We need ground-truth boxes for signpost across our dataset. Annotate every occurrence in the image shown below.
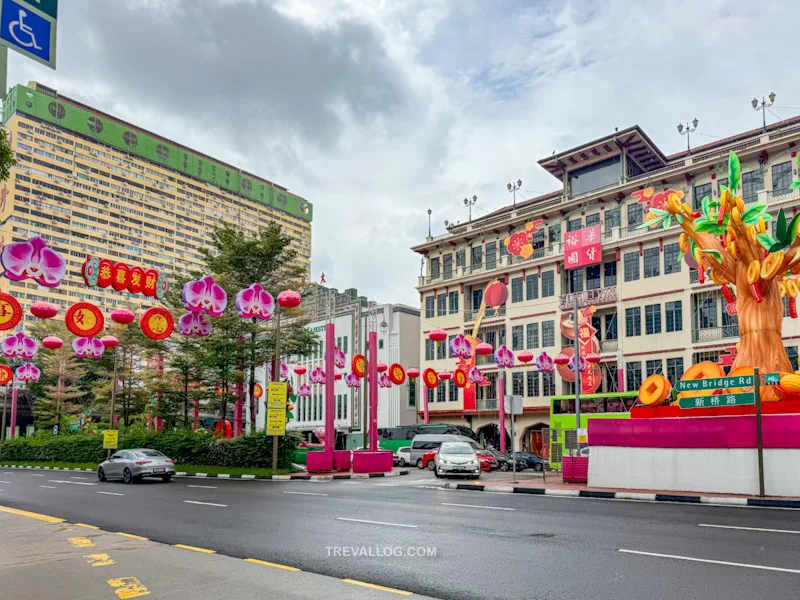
[504,394,523,483]
[102,429,118,450]
[0,0,57,100]
[677,392,754,409]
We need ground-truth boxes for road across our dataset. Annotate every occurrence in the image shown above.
[1,467,799,599]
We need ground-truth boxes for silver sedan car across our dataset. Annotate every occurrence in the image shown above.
[98,448,176,483]
[434,441,480,478]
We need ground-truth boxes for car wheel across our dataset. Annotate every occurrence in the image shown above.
[398,458,406,467]
[123,468,133,484]
[427,460,435,471]
[161,475,172,483]
[534,463,543,472]
[500,462,509,471]
[416,458,423,469]
[97,467,106,482]
[434,468,442,479]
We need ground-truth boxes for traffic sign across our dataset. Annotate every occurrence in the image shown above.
[678,392,755,409]
[764,373,781,386]
[0,0,57,69]
[675,375,754,393]
[103,429,118,449]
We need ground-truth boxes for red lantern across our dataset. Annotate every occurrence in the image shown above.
[0,364,12,385]
[484,279,508,309]
[406,368,420,380]
[97,259,114,288]
[352,354,366,378]
[453,370,467,388]
[277,290,302,309]
[294,366,307,375]
[143,269,159,297]
[0,292,22,331]
[42,336,63,352]
[423,367,439,389]
[65,302,105,337]
[376,362,388,373]
[475,342,494,356]
[554,353,570,365]
[429,329,447,343]
[388,363,406,385]
[30,301,58,319]
[586,352,602,364]
[100,335,119,349]
[334,372,343,380]
[439,371,452,380]
[111,309,136,327]
[128,266,144,294]
[517,350,534,365]
[112,263,129,291]
[140,307,174,340]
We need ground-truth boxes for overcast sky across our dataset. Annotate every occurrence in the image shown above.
[8,0,800,305]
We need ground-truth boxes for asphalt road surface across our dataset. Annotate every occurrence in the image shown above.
[1,467,799,600]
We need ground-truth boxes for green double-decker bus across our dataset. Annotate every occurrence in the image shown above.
[374,424,476,452]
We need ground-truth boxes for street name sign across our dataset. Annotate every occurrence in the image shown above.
[675,375,754,392]
[764,372,781,386]
[678,392,755,409]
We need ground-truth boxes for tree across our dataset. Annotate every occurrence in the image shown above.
[641,151,800,400]
[35,349,85,433]
[0,127,17,182]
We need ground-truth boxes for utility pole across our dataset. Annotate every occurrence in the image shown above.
[677,119,699,152]
[464,195,477,222]
[752,93,776,132]
[507,179,522,207]
[573,296,581,456]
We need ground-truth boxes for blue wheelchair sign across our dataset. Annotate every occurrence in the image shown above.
[0,0,56,69]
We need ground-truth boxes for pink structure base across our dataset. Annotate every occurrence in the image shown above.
[352,450,393,474]
[562,456,589,483]
[333,450,352,471]
[305,450,334,472]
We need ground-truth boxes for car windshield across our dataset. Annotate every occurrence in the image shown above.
[136,450,166,457]
[441,443,473,454]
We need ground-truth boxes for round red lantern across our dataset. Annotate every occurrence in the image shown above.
[406,367,420,380]
[334,372,343,380]
[554,353,570,365]
[352,354,366,378]
[376,362,388,373]
[293,365,307,375]
[429,329,447,343]
[586,352,602,364]
[0,292,22,331]
[111,309,136,327]
[475,342,494,356]
[65,302,105,337]
[30,301,58,319]
[0,364,12,385]
[439,371,452,380]
[484,279,508,309]
[517,350,534,365]
[277,290,302,309]
[100,335,119,349]
[128,266,144,295]
[140,307,174,341]
[388,363,406,385]
[254,383,264,399]
[453,369,467,388]
[423,367,439,389]
[42,336,63,352]
[112,263,130,292]
[97,258,114,288]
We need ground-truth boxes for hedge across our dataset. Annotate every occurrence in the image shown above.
[0,429,300,469]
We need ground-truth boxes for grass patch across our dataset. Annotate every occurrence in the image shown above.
[0,460,290,476]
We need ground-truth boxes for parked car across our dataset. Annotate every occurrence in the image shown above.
[98,449,175,483]
[410,433,478,468]
[513,452,546,472]
[485,448,526,472]
[395,446,411,467]
[578,447,590,457]
[476,449,499,471]
[420,447,439,470]
[434,442,481,478]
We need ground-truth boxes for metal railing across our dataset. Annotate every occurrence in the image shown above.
[599,339,618,352]
[476,399,498,411]
[465,306,506,322]
[761,188,800,205]
[692,325,738,343]
[559,286,617,311]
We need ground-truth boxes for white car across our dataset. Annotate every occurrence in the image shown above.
[434,442,480,478]
[395,446,411,467]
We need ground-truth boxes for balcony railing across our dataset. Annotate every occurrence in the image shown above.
[599,339,618,352]
[559,286,617,311]
[476,399,498,411]
[465,306,506,322]
[692,325,738,343]
[761,188,800,205]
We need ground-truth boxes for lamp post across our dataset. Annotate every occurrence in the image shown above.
[677,118,699,152]
[507,179,522,207]
[464,195,478,222]
[427,208,432,238]
[752,93,776,132]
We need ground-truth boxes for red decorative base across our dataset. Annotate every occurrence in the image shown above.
[352,450,393,474]
[305,450,333,472]
[333,450,352,471]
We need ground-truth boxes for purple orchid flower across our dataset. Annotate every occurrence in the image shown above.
[468,367,483,384]
[568,354,586,373]
[1,332,37,359]
[16,361,40,382]
[536,352,555,373]
[494,345,515,369]
[280,361,288,380]
[298,383,312,397]
[178,312,212,337]
[182,275,228,317]
[378,372,392,388]
[345,372,361,389]
[449,334,473,359]
[235,283,275,320]
[310,366,326,384]
[72,336,105,358]
[0,237,66,288]
[334,346,346,369]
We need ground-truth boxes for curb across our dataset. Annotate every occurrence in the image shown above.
[1,465,95,472]
[441,483,800,509]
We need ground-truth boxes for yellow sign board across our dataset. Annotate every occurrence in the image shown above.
[103,429,119,450]
[266,410,286,436]
[267,381,287,410]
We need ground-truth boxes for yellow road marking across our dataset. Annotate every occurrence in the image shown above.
[58,524,74,532]
[243,558,300,571]
[107,577,151,599]
[342,579,413,595]
[68,537,95,548]
[174,544,215,554]
[116,532,149,541]
[84,553,115,567]
[0,504,64,523]
[75,523,99,529]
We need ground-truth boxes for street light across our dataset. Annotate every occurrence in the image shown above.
[427,208,432,237]
[464,195,478,222]
[677,118,699,152]
[380,320,388,336]
[752,92,776,131]
[507,179,522,207]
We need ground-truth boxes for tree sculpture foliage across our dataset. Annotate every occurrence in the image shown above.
[641,151,800,401]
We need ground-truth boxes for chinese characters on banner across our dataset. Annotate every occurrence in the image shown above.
[82,255,168,299]
[564,224,601,269]
[578,321,599,393]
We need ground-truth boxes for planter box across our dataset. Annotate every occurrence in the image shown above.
[352,450,393,474]
[562,456,588,483]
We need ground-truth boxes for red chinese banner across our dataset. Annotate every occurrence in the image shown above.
[578,322,599,393]
[564,224,601,269]
[82,256,168,300]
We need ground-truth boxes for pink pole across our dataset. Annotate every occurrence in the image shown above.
[368,331,378,452]
[324,323,335,454]
[9,383,17,439]
[234,382,243,438]
[193,400,199,432]
[617,366,625,392]
[497,375,506,454]
[422,379,429,424]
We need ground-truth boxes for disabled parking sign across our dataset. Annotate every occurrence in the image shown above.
[0,0,57,69]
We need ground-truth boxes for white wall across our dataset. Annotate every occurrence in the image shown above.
[589,446,800,497]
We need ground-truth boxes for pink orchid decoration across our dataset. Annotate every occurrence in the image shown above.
[0,237,66,287]
[536,352,555,373]
[494,345,515,369]
[280,361,288,380]
[449,334,473,359]
[1,332,38,359]
[334,346,346,369]
[235,283,275,320]
[182,275,228,317]
[310,366,326,384]
[72,337,105,358]
[178,312,212,337]
[16,361,40,382]
[468,367,483,384]
[568,354,586,373]
[345,372,361,389]
[378,372,392,388]
[298,383,312,397]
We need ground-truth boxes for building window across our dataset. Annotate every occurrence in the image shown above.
[512,277,523,302]
[605,313,618,340]
[425,339,434,361]
[485,242,497,269]
[409,383,416,407]
[512,325,523,351]
[343,336,348,353]
[604,262,617,287]
[471,245,482,267]
[627,203,643,230]
[586,265,601,290]
[626,362,642,391]
[542,321,555,347]
[605,208,620,233]
[449,380,458,403]
[379,339,384,350]
[541,271,555,297]
[527,323,539,349]
[443,254,453,279]
[430,257,440,278]
[437,380,446,402]
[665,301,683,332]
[569,155,621,196]
[568,268,583,293]
[456,249,466,267]
[624,252,640,282]
[787,346,799,371]
[436,340,446,360]
[699,298,718,329]
[526,275,538,300]
[626,307,641,337]
[693,182,711,211]
[645,304,661,335]
[585,214,600,228]
[666,357,684,385]
[567,218,582,232]
[643,247,660,278]
[448,291,459,314]
[664,243,681,274]
[548,224,561,245]
[425,296,434,319]
[437,294,446,317]
[526,371,539,397]
[532,230,545,250]
[772,161,793,196]
[472,288,483,310]
[542,372,556,396]
[512,372,524,396]
[646,359,662,377]
[742,170,764,204]
[718,178,728,194]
